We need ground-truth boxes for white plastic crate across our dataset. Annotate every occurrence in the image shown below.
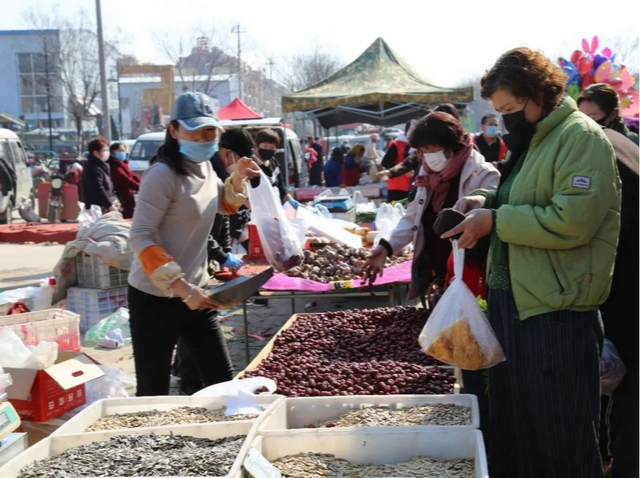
[0,309,81,352]
[67,286,128,333]
[75,252,129,289]
[252,429,488,478]
[53,395,284,437]
[0,422,255,478]
[259,394,479,434]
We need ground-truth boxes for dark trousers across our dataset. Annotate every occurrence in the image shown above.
[128,286,233,396]
[487,289,604,478]
[608,368,639,477]
[387,189,409,202]
[309,160,324,186]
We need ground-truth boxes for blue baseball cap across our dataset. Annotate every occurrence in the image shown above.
[171,92,223,131]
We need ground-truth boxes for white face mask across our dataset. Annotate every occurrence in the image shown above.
[423,150,448,172]
[100,151,110,162]
[226,163,238,174]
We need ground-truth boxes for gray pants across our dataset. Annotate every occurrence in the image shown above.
[487,289,604,478]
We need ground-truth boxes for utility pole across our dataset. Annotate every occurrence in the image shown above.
[231,24,245,101]
[267,58,275,116]
[43,39,53,152]
[95,0,111,142]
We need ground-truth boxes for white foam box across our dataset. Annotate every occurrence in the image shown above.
[258,394,479,434]
[0,421,255,478]
[251,429,488,478]
[52,394,283,437]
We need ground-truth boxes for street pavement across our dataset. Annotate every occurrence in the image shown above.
[0,243,65,290]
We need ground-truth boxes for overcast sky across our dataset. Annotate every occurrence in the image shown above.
[2,0,639,87]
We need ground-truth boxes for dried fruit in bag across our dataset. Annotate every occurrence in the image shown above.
[418,241,505,370]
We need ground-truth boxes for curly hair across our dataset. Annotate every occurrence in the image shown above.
[408,111,466,153]
[481,47,568,110]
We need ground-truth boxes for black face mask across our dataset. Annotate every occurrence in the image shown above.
[502,99,536,152]
[259,148,275,161]
[595,116,607,127]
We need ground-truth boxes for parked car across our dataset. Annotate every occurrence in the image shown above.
[0,128,35,224]
[128,132,165,176]
[219,118,306,187]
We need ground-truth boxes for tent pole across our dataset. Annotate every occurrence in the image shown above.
[283,113,290,190]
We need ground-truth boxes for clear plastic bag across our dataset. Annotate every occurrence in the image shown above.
[601,339,626,395]
[418,241,505,370]
[84,307,131,345]
[246,171,307,272]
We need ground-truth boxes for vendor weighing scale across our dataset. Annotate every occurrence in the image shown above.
[313,194,354,213]
[0,394,26,468]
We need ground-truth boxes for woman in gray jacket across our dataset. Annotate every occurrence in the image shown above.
[128,92,260,396]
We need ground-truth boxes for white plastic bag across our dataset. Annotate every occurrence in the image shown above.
[418,241,505,370]
[0,365,12,394]
[0,280,53,311]
[373,202,405,247]
[193,377,278,416]
[601,339,626,395]
[0,327,58,369]
[78,203,103,229]
[246,171,307,272]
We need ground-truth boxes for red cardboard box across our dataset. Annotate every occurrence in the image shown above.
[5,352,104,422]
[248,224,265,260]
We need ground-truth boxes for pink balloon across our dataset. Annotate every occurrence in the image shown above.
[602,47,612,59]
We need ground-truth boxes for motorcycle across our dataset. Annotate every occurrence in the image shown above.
[47,169,65,224]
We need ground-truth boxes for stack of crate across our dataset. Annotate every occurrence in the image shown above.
[67,252,129,333]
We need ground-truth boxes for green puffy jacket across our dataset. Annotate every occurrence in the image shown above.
[475,97,621,319]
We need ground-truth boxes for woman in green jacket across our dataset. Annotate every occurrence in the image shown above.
[443,48,621,478]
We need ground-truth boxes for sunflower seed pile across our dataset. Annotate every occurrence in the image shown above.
[85,406,259,432]
[18,434,245,478]
[310,403,471,428]
[272,453,474,477]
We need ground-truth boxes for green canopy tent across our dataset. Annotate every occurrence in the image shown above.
[282,37,474,129]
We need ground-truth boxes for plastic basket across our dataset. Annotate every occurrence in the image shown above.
[0,309,81,352]
[75,252,128,289]
[52,395,284,437]
[259,394,479,434]
[67,287,128,333]
[252,429,488,478]
[0,422,256,478]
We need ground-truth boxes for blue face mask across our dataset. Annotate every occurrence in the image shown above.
[179,139,219,163]
[485,125,499,137]
[115,152,127,161]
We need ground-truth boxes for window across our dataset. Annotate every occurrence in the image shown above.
[17,52,62,116]
[129,140,164,162]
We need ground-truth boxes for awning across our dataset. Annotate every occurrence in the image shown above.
[218,98,262,121]
[282,38,474,128]
[0,111,25,128]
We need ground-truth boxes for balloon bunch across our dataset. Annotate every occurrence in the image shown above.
[558,36,636,109]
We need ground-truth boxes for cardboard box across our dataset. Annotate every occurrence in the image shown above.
[5,353,104,422]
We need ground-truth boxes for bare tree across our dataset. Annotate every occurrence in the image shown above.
[116,54,140,67]
[25,6,118,152]
[279,48,342,92]
[157,29,233,97]
[602,35,639,75]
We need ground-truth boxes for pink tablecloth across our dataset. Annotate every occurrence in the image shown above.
[261,260,412,292]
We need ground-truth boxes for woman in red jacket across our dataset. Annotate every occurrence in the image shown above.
[107,142,140,218]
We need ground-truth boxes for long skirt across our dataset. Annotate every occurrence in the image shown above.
[486,288,604,478]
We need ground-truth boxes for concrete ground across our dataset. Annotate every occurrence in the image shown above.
[0,243,65,290]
